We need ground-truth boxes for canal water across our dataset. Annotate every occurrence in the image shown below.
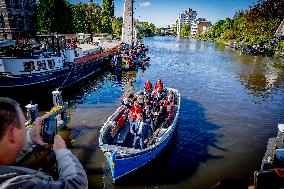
[23,36,284,188]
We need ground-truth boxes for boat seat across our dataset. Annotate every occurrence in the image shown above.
[113,120,130,144]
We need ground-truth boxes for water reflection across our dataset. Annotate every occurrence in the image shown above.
[176,38,205,51]
[239,73,273,98]
[214,42,284,101]
[235,56,284,100]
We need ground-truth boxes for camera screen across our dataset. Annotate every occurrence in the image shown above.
[41,117,57,144]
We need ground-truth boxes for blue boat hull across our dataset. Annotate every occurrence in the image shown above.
[105,121,178,181]
[0,56,111,90]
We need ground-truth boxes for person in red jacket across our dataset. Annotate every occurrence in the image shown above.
[129,101,142,132]
[155,79,163,94]
[144,80,152,93]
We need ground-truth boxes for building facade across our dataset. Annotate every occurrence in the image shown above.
[0,0,37,39]
[176,8,199,37]
[170,22,177,35]
[190,21,198,37]
[197,21,212,36]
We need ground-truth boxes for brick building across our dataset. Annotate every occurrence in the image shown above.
[0,0,37,39]
[197,21,212,36]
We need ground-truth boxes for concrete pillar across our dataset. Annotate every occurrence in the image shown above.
[122,0,134,47]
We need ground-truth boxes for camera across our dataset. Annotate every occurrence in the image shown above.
[41,117,57,144]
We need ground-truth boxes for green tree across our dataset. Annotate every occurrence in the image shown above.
[101,0,114,33]
[86,3,102,34]
[112,17,123,38]
[72,3,88,33]
[37,0,74,34]
[200,0,284,45]
[72,2,102,35]
[180,24,191,38]
[136,22,156,38]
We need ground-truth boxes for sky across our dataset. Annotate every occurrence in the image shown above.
[69,0,258,27]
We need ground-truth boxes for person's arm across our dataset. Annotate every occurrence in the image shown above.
[13,135,88,189]
[40,135,88,189]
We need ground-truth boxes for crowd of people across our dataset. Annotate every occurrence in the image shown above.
[111,44,147,71]
[120,79,176,150]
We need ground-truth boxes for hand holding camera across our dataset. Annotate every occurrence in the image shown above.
[30,114,50,146]
[30,113,66,152]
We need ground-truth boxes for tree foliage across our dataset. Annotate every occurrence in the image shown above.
[72,3,88,33]
[101,0,114,33]
[87,3,103,34]
[199,0,284,45]
[136,22,156,39]
[112,17,123,37]
[180,24,191,38]
[37,0,74,34]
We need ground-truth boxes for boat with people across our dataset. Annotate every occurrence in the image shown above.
[0,35,120,91]
[111,43,150,71]
[99,80,180,181]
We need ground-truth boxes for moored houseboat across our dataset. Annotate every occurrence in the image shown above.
[0,36,120,91]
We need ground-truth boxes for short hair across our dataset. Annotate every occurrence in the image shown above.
[0,97,22,140]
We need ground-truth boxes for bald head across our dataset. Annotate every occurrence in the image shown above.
[0,97,22,140]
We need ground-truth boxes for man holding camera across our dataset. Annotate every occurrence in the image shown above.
[0,97,88,188]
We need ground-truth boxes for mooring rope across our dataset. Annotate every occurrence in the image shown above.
[57,70,72,91]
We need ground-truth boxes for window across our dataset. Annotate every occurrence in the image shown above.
[41,60,46,69]
[23,61,35,72]
[37,60,46,70]
[48,59,55,69]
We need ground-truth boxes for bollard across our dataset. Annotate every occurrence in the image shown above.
[52,90,63,107]
[51,90,68,126]
[25,102,39,125]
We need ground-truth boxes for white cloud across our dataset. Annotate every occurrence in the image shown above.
[139,2,151,8]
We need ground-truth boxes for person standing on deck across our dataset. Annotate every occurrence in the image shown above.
[129,101,142,133]
[155,79,164,94]
[143,105,153,137]
[144,80,152,94]
[132,114,148,150]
